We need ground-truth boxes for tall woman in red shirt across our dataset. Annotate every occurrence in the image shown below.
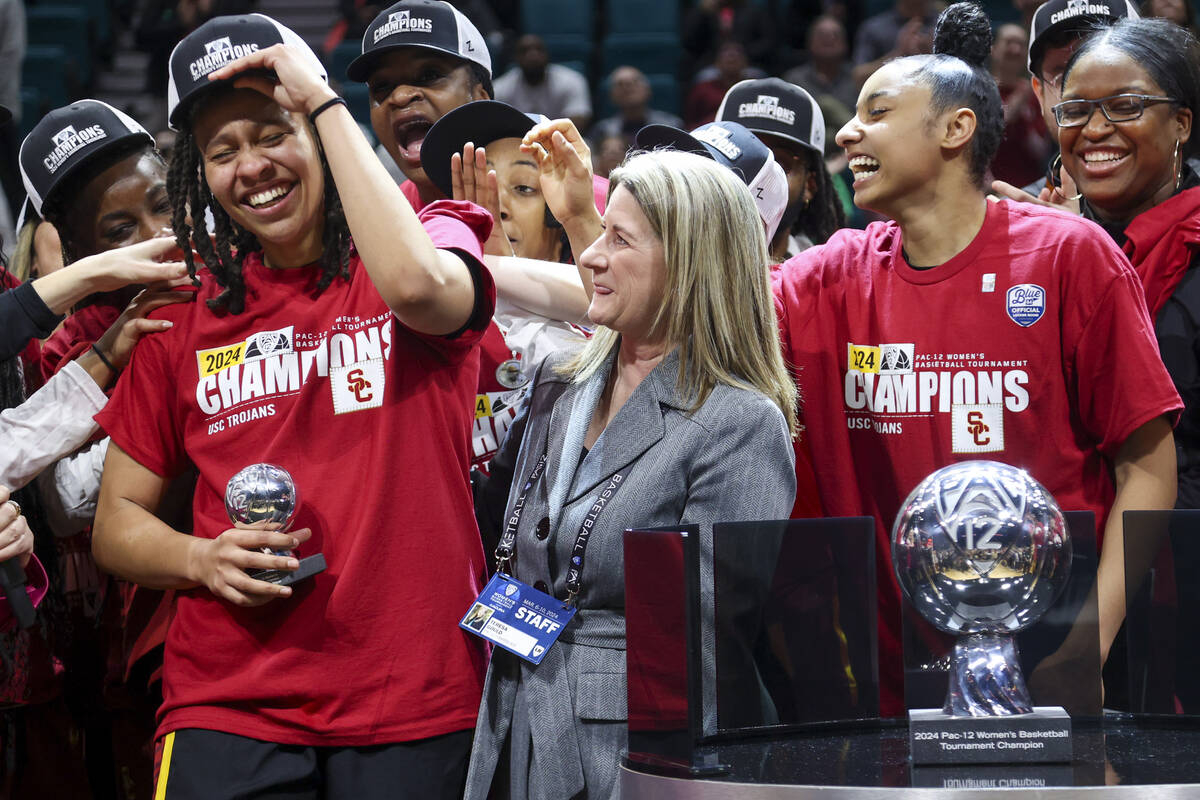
[93,14,493,799]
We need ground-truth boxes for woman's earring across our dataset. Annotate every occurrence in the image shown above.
[1175,139,1183,193]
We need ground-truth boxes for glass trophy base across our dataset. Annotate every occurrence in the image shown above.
[909,706,1072,765]
[250,553,327,587]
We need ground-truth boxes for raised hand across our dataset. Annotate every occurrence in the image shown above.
[521,119,598,225]
[451,143,514,257]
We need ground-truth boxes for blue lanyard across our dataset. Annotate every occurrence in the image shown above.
[494,451,631,606]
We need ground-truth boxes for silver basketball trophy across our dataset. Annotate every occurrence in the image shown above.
[225,464,326,587]
[893,461,1073,764]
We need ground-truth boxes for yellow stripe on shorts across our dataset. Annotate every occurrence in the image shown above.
[154,731,176,800]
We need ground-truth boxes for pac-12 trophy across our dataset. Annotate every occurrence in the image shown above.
[892,461,1073,764]
[225,464,326,587]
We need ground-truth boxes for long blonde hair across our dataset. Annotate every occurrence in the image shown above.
[564,149,798,436]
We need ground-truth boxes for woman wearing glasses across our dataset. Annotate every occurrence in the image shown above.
[773,2,1181,714]
[1056,18,1200,509]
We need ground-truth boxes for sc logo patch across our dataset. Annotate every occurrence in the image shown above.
[330,358,385,414]
[1006,284,1045,327]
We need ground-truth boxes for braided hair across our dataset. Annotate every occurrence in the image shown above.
[166,92,352,315]
[794,151,846,245]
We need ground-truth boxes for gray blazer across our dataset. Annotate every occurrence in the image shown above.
[464,349,796,800]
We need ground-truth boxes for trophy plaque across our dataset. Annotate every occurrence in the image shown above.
[893,461,1072,764]
[225,463,326,587]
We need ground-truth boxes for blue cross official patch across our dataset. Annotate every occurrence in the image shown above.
[1006,284,1045,327]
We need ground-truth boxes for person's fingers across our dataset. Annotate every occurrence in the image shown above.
[990,179,1042,205]
[450,152,465,201]
[0,516,32,562]
[473,146,491,195]
[131,237,181,259]
[520,140,550,166]
[121,318,175,339]
[0,499,19,529]
[133,290,194,313]
[227,525,312,548]
[0,530,32,567]
[546,118,586,148]
[485,170,501,213]
[551,130,589,174]
[221,562,293,596]
[232,548,301,574]
[525,119,582,146]
[128,260,189,282]
[0,512,25,546]
[207,46,276,81]
[521,123,550,149]
[462,142,477,201]
[140,274,195,293]
[230,75,281,99]
[216,571,290,606]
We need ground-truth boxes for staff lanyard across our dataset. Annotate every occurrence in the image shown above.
[494,452,631,607]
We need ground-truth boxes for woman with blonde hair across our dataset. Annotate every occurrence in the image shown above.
[464,148,797,800]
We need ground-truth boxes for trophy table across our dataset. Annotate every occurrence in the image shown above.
[892,461,1073,764]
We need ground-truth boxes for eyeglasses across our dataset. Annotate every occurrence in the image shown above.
[1052,93,1177,127]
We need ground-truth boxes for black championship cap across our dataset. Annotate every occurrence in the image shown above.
[635,120,788,242]
[166,14,326,130]
[20,100,154,216]
[1028,0,1138,72]
[346,0,491,83]
[715,78,826,155]
[420,100,545,198]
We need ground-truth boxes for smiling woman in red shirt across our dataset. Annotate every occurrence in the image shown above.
[773,1,1181,716]
[91,13,494,800]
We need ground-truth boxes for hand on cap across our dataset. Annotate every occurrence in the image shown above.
[208,43,336,117]
[451,143,513,258]
[520,119,597,226]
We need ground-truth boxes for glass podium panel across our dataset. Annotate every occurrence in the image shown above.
[1123,509,1200,715]
[712,517,880,733]
[624,525,706,773]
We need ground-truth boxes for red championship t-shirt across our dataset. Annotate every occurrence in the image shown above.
[773,199,1182,716]
[96,201,494,745]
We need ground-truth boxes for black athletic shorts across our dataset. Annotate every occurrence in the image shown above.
[153,727,473,799]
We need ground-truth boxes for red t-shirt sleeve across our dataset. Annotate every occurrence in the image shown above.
[95,325,187,478]
[389,200,497,356]
[1070,245,1183,456]
[592,174,609,214]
